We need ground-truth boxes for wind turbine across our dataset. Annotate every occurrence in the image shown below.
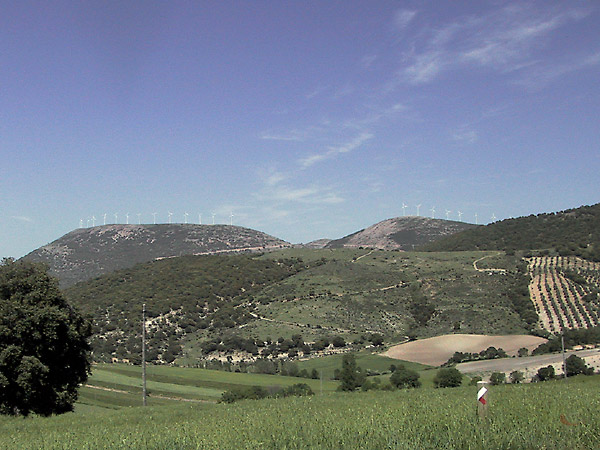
[184,212,189,224]
[211,212,216,225]
[79,218,83,228]
[230,212,234,226]
[457,211,463,221]
[114,213,118,223]
[103,213,107,226]
[168,212,173,224]
[416,204,422,216]
[86,218,90,227]
[126,213,130,225]
[198,213,202,225]
[475,213,478,225]
[137,213,141,225]
[491,213,497,222]
[445,209,451,220]
[92,215,96,227]
[402,203,408,216]
[152,212,157,224]
[430,206,436,219]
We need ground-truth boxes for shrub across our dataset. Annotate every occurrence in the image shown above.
[535,365,555,382]
[433,368,463,388]
[489,372,506,385]
[332,336,346,348]
[565,355,593,377]
[510,371,525,384]
[469,375,482,386]
[220,386,268,403]
[390,365,421,389]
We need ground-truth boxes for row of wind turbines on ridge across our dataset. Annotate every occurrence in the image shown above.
[401,203,496,225]
[79,212,235,228]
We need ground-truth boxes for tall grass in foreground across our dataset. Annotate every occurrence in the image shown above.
[1,378,598,449]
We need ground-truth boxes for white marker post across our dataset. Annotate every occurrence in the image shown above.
[477,381,488,419]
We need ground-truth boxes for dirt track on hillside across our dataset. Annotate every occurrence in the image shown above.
[382,334,548,366]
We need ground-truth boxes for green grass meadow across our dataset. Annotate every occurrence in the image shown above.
[79,363,340,409]
[1,375,598,449]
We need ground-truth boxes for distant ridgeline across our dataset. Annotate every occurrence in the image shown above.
[22,224,291,287]
[420,203,600,260]
[326,216,478,250]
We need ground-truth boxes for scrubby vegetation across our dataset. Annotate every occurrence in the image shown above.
[65,254,315,363]
[445,346,508,365]
[220,383,313,403]
[64,248,539,366]
[532,326,600,355]
[420,203,600,261]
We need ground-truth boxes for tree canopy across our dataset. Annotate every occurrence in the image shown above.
[0,259,91,416]
[338,353,365,391]
[433,367,463,388]
[390,364,421,389]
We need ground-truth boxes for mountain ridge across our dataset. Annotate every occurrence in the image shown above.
[326,216,478,250]
[23,224,290,287]
[420,203,600,260]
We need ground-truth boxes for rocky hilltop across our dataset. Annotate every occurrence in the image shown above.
[326,216,478,250]
[23,224,290,287]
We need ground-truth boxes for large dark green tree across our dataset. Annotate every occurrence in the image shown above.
[338,353,365,391]
[433,367,463,388]
[565,354,593,377]
[0,259,91,416]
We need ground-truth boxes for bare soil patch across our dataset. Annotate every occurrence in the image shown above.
[382,334,548,366]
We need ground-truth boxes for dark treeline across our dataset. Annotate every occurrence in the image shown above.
[533,326,600,355]
[420,203,600,261]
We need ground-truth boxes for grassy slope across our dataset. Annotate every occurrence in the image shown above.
[64,248,532,363]
[2,376,598,450]
[81,363,340,408]
[78,354,462,411]
[295,350,429,379]
[241,249,528,342]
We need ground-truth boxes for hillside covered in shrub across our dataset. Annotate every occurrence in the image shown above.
[64,248,536,364]
[420,203,600,260]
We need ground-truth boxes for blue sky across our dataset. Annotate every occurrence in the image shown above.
[2,1,599,258]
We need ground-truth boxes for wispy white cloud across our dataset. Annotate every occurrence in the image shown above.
[460,12,569,68]
[257,184,344,206]
[451,126,478,144]
[361,54,378,69]
[10,216,33,223]
[513,50,600,89]
[400,4,592,85]
[404,51,444,84]
[299,132,373,168]
[394,9,417,30]
[305,85,327,100]
[264,171,287,186]
[260,131,305,142]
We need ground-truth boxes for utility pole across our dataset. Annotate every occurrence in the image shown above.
[142,303,147,406]
[561,334,567,379]
[320,371,323,395]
